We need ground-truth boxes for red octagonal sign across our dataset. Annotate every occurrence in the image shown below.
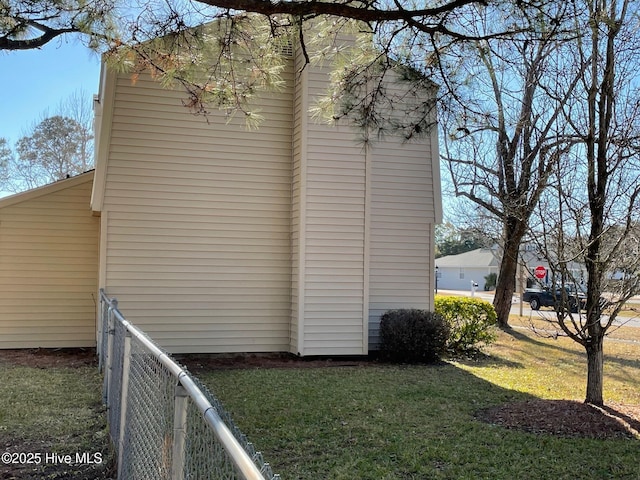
[534,265,547,279]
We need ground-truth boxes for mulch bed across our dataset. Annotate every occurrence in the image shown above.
[477,399,640,439]
[175,352,372,373]
[0,348,97,369]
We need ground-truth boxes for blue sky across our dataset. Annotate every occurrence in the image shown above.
[0,38,101,144]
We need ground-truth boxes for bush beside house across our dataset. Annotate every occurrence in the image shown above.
[379,298,497,363]
[379,309,450,363]
[435,296,497,353]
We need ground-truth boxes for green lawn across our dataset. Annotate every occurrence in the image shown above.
[200,328,640,480]
[1,327,638,480]
[0,351,113,480]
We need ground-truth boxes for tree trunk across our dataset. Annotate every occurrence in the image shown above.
[493,255,516,329]
[493,221,525,329]
[585,336,604,405]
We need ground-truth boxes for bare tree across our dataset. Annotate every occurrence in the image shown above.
[14,116,87,185]
[0,90,94,192]
[439,2,581,328]
[57,88,94,173]
[532,0,640,406]
[0,137,12,186]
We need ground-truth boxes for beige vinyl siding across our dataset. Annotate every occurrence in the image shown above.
[361,70,438,350]
[293,58,368,356]
[290,49,307,355]
[0,173,99,348]
[95,35,439,356]
[100,70,293,354]
[367,136,436,350]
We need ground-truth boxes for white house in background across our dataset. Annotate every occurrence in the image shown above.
[0,33,442,356]
[435,248,499,291]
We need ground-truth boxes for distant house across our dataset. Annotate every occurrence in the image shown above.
[435,248,499,291]
[0,34,442,356]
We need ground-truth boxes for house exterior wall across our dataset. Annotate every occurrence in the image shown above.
[94,37,441,356]
[367,139,437,349]
[94,68,294,354]
[291,51,368,356]
[365,71,440,349]
[291,48,440,355]
[436,266,498,291]
[290,49,306,355]
[0,173,98,348]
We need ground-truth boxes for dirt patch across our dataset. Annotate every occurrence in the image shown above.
[176,352,373,373]
[0,348,97,369]
[477,399,640,439]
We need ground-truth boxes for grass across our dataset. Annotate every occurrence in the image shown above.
[0,352,113,479]
[0,323,637,479]
[510,312,640,343]
[200,327,640,480]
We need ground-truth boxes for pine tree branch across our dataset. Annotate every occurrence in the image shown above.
[195,0,487,23]
[0,21,78,50]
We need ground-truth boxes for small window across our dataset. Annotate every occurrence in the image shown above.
[459,268,465,279]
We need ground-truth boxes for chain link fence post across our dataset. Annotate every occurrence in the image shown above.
[117,330,131,480]
[97,290,280,480]
[172,385,189,480]
[103,298,117,405]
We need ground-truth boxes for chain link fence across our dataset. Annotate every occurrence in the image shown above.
[97,289,280,480]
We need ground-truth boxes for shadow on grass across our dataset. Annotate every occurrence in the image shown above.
[504,325,640,381]
[200,358,640,479]
[446,350,524,369]
[600,404,640,438]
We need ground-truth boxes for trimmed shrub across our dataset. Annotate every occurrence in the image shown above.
[484,272,497,291]
[434,296,497,353]
[379,309,450,363]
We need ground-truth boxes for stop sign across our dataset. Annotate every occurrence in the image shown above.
[534,265,547,279]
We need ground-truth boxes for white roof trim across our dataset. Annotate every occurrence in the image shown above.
[90,61,117,212]
[0,171,94,209]
[430,101,443,224]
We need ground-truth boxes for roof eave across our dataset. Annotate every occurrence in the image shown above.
[90,60,117,213]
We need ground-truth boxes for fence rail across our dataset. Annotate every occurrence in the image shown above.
[97,289,280,480]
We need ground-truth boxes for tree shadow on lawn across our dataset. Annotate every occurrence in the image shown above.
[0,349,114,480]
[446,349,525,369]
[193,353,639,442]
[449,327,557,369]
[196,356,640,479]
[502,327,640,381]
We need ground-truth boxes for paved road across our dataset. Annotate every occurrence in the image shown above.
[437,289,640,328]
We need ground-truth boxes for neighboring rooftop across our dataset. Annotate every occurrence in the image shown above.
[435,248,500,268]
